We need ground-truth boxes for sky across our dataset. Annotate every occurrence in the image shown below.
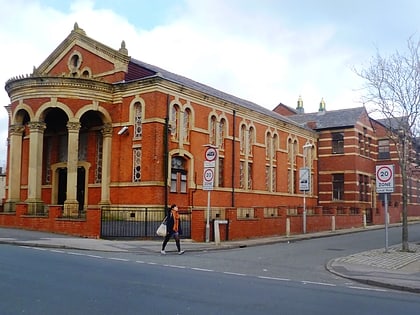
[1,0,420,168]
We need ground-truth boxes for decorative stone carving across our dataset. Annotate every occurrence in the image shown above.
[102,123,113,136]
[28,121,46,132]
[9,124,25,135]
[67,121,81,131]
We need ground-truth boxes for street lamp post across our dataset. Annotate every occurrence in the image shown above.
[302,143,313,234]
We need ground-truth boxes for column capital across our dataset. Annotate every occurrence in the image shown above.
[67,121,81,132]
[102,123,113,137]
[28,121,46,131]
[9,124,25,135]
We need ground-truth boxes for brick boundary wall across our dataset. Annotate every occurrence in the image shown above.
[0,204,406,241]
[0,204,101,238]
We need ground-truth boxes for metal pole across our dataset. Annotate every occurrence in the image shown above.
[303,149,307,234]
[385,193,389,253]
[303,189,306,234]
[206,190,211,242]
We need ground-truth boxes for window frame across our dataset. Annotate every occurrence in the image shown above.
[332,132,344,154]
[332,173,344,200]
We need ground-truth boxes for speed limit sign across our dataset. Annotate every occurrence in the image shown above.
[376,165,394,193]
[203,167,214,191]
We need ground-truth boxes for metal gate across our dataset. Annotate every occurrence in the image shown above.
[100,206,191,239]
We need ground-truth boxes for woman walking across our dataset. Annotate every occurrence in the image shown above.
[161,204,185,255]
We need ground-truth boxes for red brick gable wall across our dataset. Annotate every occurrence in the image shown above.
[45,45,127,83]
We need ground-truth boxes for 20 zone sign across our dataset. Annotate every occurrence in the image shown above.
[376,165,394,193]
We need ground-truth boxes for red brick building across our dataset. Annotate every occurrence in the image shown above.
[275,98,420,225]
[2,25,322,240]
[3,25,417,240]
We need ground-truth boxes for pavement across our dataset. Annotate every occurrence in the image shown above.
[1,224,419,294]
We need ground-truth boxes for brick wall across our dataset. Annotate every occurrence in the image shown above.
[0,204,101,238]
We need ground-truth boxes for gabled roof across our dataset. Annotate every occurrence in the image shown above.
[286,107,367,130]
[127,58,307,129]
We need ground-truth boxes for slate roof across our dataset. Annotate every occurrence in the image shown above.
[375,116,409,131]
[127,58,307,129]
[286,107,366,130]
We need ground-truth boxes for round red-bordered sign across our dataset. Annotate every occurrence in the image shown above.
[203,168,214,181]
[204,147,217,162]
[376,165,393,183]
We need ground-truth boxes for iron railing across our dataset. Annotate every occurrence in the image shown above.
[101,206,191,239]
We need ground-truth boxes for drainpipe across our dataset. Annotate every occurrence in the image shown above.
[231,109,236,207]
[164,94,170,211]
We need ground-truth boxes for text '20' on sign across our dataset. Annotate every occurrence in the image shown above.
[203,168,214,191]
[376,165,394,193]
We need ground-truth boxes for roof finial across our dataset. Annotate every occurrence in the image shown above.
[119,40,128,55]
[296,95,304,113]
[319,97,326,112]
[73,22,86,35]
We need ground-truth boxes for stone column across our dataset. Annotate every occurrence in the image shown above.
[99,123,112,206]
[26,121,46,214]
[4,124,25,212]
[64,121,81,217]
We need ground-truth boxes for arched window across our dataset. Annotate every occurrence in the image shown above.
[248,126,254,156]
[265,132,278,192]
[209,115,217,145]
[288,139,294,194]
[71,54,79,68]
[183,108,191,142]
[240,124,246,154]
[272,134,278,159]
[218,118,226,149]
[171,105,180,140]
[134,102,142,139]
[266,132,272,159]
[170,156,187,193]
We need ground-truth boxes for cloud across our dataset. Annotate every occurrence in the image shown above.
[3,0,416,164]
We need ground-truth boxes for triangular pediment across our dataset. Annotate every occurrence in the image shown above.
[35,23,130,83]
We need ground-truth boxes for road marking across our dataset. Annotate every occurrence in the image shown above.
[108,257,129,262]
[258,276,291,281]
[50,249,65,253]
[22,247,390,294]
[348,286,388,292]
[302,281,336,287]
[86,254,103,259]
[191,267,213,272]
[21,246,47,251]
[165,264,187,269]
[66,251,85,256]
[224,272,247,276]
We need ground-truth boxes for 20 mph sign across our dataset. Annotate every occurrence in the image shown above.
[376,165,394,193]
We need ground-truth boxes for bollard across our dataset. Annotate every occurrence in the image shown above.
[331,216,336,232]
[286,218,290,237]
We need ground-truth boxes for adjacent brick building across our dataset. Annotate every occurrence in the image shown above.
[274,98,420,225]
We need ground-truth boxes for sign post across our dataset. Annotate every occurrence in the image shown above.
[376,165,394,252]
[299,167,310,234]
[203,146,217,243]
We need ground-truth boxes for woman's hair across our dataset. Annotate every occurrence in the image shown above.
[170,204,177,210]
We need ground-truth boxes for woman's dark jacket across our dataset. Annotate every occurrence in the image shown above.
[166,210,182,235]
